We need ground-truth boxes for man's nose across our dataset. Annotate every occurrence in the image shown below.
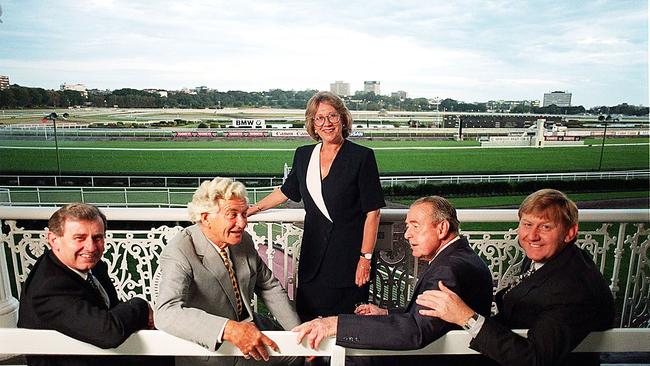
[236,214,247,227]
[84,238,97,251]
[528,226,541,239]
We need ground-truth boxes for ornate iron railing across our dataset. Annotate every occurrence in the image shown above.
[0,207,648,329]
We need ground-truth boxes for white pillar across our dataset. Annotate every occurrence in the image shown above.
[535,119,546,148]
[0,241,19,328]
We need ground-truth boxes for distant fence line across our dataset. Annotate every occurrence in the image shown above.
[0,170,648,207]
[0,169,648,189]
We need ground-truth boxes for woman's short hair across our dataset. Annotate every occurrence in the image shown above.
[304,91,353,141]
[518,189,578,229]
[187,177,248,223]
[48,203,107,236]
[411,196,460,234]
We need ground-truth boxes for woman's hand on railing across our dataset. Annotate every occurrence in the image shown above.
[354,303,387,316]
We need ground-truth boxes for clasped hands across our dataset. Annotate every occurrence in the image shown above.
[292,303,387,349]
[223,302,394,358]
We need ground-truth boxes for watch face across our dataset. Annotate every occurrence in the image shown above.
[362,253,372,260]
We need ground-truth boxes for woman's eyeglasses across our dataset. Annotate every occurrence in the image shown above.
[313,112,341,127]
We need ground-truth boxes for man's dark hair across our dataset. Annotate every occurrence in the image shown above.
[48,203,107,236]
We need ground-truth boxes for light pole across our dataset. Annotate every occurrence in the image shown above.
[48,112,62,176]
[597,114,607,171]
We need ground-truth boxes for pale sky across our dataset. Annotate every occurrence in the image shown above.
[0,0,647,107]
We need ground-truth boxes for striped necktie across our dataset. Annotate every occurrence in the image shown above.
[86,273,109,307]
[218,248,244,317]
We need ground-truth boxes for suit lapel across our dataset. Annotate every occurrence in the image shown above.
[47,250,109,308]
[503,244,576,309]
[189,225,240,315]
[406,238,465,310]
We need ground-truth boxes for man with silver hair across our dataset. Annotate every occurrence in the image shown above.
[155,177,301,366]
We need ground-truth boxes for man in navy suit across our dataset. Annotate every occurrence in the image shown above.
[416,189,615,366]
[293,196,493,365]
[18,203,163,366]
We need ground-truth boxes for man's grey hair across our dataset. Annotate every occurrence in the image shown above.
[411,196,459,234]
[187,177,248,223]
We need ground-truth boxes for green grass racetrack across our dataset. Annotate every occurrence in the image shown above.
[0,138,647,176]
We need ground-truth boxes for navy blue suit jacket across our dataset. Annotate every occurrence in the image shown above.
[336,237,493,350]
[18,249,150,366]
[470,244,615,366]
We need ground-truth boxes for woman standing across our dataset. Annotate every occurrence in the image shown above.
[248,91,385,321]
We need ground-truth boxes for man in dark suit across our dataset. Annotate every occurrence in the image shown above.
[416,189,615,366]
[18,203,158,366]
[293,196,493,365]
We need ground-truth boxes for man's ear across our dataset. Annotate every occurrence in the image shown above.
[437,220,450,239]
[564,223,579,244]
[200,212,211,226]
[48,231,58,251]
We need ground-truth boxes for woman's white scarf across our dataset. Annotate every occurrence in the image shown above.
[306,143,332,222]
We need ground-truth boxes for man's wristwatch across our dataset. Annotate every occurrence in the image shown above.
[360,252,372,260]
[462,312,479,330]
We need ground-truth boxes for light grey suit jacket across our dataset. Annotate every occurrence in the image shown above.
[154,224,300,362]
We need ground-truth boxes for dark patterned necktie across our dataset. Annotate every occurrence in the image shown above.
[505,263,537,294]
[86,273,108,306]
[218,248,244,317]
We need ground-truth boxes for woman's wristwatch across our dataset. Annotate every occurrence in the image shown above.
[360,252,372,260]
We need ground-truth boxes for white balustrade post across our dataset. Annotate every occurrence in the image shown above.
[330,344,347,366]
[0,241,19,328]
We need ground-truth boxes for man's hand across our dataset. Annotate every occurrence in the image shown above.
[355,257,371,286]
[223,320,279,361]
[416,281,475,326]
[292,317,337,350]
[354,303,388,316]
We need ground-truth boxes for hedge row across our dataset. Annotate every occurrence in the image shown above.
[383,178,649,197]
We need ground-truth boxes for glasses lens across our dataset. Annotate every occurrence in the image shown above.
[329,113,340,123]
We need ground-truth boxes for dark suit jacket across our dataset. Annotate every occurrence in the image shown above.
[281,140,385,287]
[470,244,615,366]
[336,237,493,351]
[18,249,150,366]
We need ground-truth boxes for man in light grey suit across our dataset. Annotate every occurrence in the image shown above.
[154,177,301,366]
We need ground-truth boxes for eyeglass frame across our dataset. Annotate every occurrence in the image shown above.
[312,112,341,127]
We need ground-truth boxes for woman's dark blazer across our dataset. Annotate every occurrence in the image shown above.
[281,139,386,287]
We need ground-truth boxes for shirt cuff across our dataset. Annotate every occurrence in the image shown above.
[216,322,228,343]
[466,314,486,338]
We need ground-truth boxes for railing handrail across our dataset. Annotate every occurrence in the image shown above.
[0,169,647,188]
[1,206,648,223]
[0,328,648,363]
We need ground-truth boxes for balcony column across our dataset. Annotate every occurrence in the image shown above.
[0,242,19,328]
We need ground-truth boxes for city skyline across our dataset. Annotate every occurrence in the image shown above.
[0,0,647,107]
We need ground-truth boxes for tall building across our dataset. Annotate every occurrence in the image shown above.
[391,90,407,99]
[330,80,350,96]
[543,91,572,107]
[60,83,88,98]
[0,75,9,90]
[364,81,381,95]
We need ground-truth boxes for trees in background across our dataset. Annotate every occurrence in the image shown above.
[0,84,647,116]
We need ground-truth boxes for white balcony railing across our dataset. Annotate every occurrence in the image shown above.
[1,206,648,330]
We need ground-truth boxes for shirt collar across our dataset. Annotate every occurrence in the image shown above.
[428,235,461,264]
